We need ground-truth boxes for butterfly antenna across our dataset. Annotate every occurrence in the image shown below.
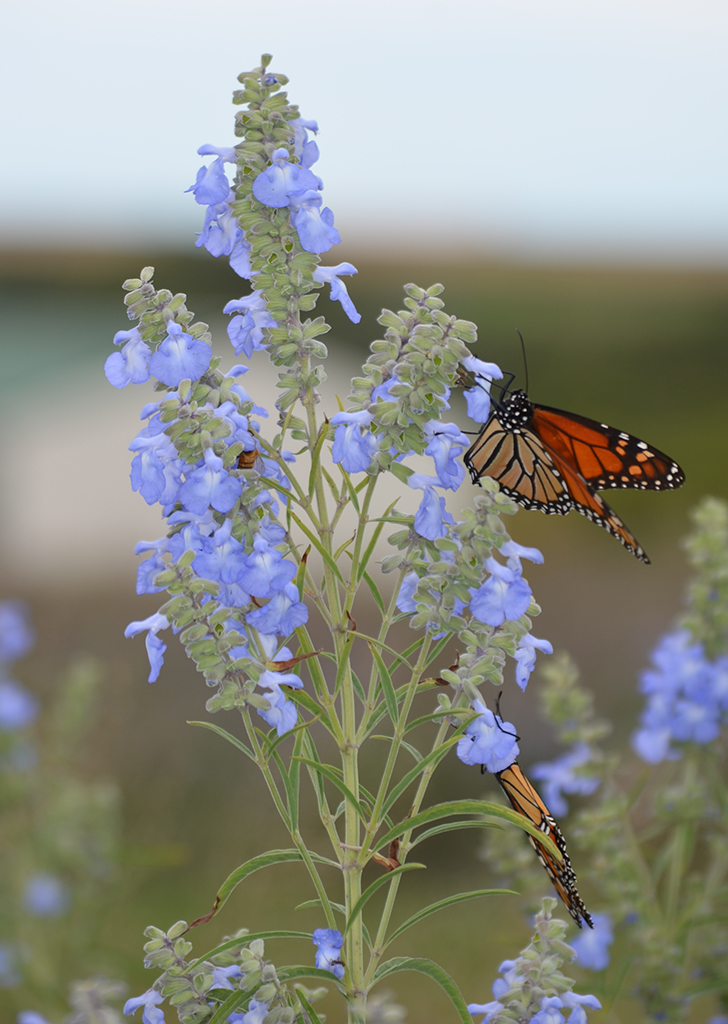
[494,691,521,742]
[515,329,529,393]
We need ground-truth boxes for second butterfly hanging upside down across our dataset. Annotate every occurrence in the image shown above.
[464,377,685,563]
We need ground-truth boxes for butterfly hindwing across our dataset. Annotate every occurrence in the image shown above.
[495,762,593,929]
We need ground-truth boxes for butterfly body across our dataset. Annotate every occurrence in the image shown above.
[495,760,593,929]
[465,388,685,563]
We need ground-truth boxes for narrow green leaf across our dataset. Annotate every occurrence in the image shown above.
[372,957,471,1024]
[368,643,400,726]
[295,986,326,1024]
[403,710,459,734]
[410,819,501,847]
[422,633,456,670]
[371,736,423,764]
[206,990,249,1024]
[356,505,396,583]
[385,888,515,948]
[187,720,256,762]
[375,800,562,862]
[344,863,425,937]
[288,510,344,583]
[187,851,337,930]
[187,929,317,969]
[293,757,366,819]
[262,708,323,760]
[381,739,460,815]
[351,670,367,703]
[277,966,346,985]
[286,689,338,738]
[271,748,295,824]
[361,570,387,616]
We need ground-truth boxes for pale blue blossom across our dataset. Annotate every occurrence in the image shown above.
[413,486,455,540]
[0,682,39,731]
[23,873,70,918]
[514,634,553,690]
[331,410,378,473]
[124,987,166,1024]
[224,292,276,357]
[252,148,321,207]
[457,700,519,772]
[313,263,361,323]
[105,328,152,388]
[289,190,341,253]
[462,355,503,423]
[148,322,211,388]
[313,928,345,980]
[469,558,532,627]
[178,449,242,515]
[124,613,170,683]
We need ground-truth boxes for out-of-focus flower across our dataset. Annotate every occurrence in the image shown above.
[23,873,70,918]
[0,681,39,731]
[0,602,34,663]
[571,914,613,971]
[531,743,600,817]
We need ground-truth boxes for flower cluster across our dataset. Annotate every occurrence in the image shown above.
[632,629,728,763]
[468,899,601,1024]
[125,924,329,1024]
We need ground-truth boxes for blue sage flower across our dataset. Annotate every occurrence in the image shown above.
[456,700,519,771]
[531,743,599,817]
[291,117,320,167]
[224,292,276,357]
[178,449,242,516]
[331,411,378,473]
[395,572,418,614]
[17,1013,53,1024]
[252,148,321,208]
[105,329,152,389]
[422,421,469,490]
[571,913,613,971]
[0,682,39,731]
[186,144,237,206]
[237,537,296,599]
[23,873,70,918]
[312,928,345,980]
[313,263,361,323]
[124,613,170,683]
[514,633,553,690]
[290,190,341,254]
[124,987,166,1024]
[228,1000,269,1024]
[413,486,455,541]
[246,582,308,635]
[196,195,243,257]
[469,558,532,627]
[129,430,184,509]
[462,356,503,424]
[257,670,303,736]
[148,322,211,387]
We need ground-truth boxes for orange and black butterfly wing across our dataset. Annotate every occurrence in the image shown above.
[546,452,650,563]
[464,415,574,516]
[531,405,685,493]
[495,762,593,929]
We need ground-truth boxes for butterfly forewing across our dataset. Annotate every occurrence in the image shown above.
[495,762,593,929]
[531,406,685,492]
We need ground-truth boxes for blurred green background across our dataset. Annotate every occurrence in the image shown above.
[1,247,726,1021]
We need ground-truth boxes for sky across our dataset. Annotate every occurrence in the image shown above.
[2,0,727,261]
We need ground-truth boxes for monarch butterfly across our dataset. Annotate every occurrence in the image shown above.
[464,383,685,563]
[495,760,593,929]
